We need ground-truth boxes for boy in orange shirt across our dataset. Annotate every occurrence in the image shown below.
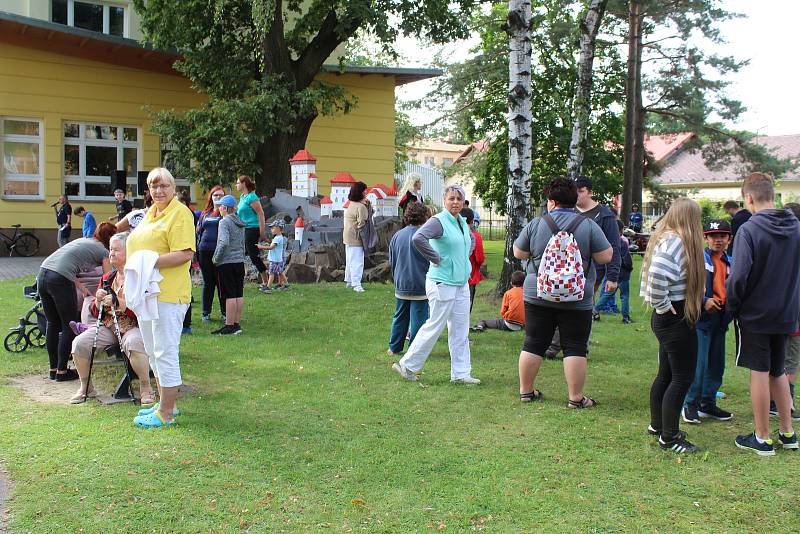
[472,271,525,332]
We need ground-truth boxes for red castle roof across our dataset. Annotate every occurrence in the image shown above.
[330,172,356,184]
[367,187,387,199]
[386,182,398,196]
[289,149,317,163]
[320,195,332,205]
[308,172,317,178]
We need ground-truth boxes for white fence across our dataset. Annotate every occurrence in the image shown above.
[395,162,444,208]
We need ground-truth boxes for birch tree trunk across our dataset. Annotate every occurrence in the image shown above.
[497,0,533,294]
[566,0,609,179]
[622,0,643,219]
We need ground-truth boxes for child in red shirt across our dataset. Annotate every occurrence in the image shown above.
[461,208,484,312]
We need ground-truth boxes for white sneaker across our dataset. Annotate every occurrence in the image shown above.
[392,362,418,381]
[353,286,365,293]
[451,376,481,384]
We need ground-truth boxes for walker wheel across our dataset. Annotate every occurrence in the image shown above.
[4,330,29,353]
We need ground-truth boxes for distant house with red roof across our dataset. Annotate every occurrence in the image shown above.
[645,133,800,205]
[290,149,318,198]
[320,195,333,218]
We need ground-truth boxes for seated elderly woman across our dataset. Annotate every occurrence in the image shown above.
[69,231,154,405]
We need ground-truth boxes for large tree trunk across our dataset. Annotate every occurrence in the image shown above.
[255,114,317,197]
[566,0,608,179]
[498,0,533,295]
[622,0,642,219]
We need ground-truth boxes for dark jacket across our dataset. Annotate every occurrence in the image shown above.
[583,204,621,283]
[697,248,733,332]
[197,212,222,252]
[619,236,633,282]
[726,209,800,333]
[728,208,752,253]
[389,224,429,298]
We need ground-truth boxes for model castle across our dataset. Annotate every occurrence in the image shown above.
[288,149,398,218]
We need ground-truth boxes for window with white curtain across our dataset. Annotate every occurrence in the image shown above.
[1,118,44,199]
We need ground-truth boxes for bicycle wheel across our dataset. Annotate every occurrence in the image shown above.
[4,330,29,353]
[13,233,40,257]
[26,326,46,348]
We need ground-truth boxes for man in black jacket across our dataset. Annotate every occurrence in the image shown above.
[728,172,800,455]
[724,200,751,254]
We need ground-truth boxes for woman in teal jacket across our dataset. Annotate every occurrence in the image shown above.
[392,184,481,384]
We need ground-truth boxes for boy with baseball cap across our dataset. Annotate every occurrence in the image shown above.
[728,172,800,455]
[682,220,733,425]
[257,220,289,292]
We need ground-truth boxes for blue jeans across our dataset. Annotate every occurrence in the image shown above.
[684,327,726,408]
[594,279,630,317]
[388,298,430,354]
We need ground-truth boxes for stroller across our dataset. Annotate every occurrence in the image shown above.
[4,283,47,353]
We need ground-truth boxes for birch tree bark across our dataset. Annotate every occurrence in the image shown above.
[566,0,609,179]
[497,0,533,294]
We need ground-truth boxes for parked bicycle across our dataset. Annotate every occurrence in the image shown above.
[4,284,46,353]
[0,224,40,257]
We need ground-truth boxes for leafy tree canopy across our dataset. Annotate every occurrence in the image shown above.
[133,0,478,192]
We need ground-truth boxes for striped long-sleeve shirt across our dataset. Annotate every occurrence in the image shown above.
[640,233,687,314]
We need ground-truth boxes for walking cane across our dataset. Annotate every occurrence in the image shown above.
[84,297,104,403]
[107,291,134,399]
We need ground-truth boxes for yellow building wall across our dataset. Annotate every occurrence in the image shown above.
[0,42,396,231]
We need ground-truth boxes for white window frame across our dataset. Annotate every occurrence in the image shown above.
[1,117,44,200]
[63,121,141,201]
[53,0,129,38]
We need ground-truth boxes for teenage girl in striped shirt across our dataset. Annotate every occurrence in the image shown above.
[641,198,705,454]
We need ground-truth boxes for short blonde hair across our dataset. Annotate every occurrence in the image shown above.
[147,167,176,188]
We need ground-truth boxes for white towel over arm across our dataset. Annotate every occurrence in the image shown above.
[124,250,163,321]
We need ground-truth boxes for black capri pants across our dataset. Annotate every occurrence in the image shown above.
[244,227,267,273]
[522,301,592,358]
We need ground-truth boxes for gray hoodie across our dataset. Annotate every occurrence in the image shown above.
[213,213,246,266]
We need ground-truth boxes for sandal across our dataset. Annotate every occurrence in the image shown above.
[139,390,157,407]
[520,390,542,403]
[70,388,96,404]
[567,396,598,409]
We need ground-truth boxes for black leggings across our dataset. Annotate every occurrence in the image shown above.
[37,268,78,371]
[198,250,223,315]
[245,227,267,273]
[650,300,697,440]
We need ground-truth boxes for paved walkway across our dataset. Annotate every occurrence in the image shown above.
[0,256,44,281]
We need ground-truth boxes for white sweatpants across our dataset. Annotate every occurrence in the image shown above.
[295,228,304,251]
[344,245,365,288]
[399,280,472,379]
[138,300,188,388]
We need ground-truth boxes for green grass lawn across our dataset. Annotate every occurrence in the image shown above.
[0,240,796,533]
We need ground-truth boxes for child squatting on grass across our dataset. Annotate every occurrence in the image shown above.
[472,271,525,332]
[257,220,290,292]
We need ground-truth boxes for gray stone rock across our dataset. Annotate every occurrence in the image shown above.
[329,269,345,282]
[365,252,389,269]
[285,263,317,284]
[363,261,392,283]
[315,266,335,283]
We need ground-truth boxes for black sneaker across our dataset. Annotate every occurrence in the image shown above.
[776,431,799,450]
[682,405,701,424]
[218,324,242,336]
[622,316,633,324]
[735,432,775,456]
[659,434,700,454]
[647,425,687,441]
[769,401,778,417]
[592,311,601,322]
[55,369,80,382]
[698,404,733,421]
[210,325,226,335]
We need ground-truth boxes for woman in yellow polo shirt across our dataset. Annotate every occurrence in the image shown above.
[127,168,195,429]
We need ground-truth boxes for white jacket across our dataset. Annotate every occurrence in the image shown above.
[124,250,163,321]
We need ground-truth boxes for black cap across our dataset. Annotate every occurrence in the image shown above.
[575,175,593,190]
[704,220,731,234]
